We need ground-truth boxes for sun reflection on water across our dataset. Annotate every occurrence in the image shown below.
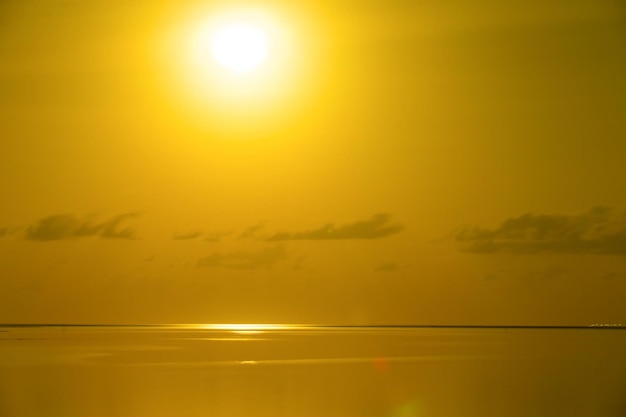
[193,323,304,334]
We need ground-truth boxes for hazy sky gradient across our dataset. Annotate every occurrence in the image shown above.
[1,0,625,324]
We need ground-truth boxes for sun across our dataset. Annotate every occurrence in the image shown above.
[187,13,275,78]
[160,6,316,132]
[211,23,269,74]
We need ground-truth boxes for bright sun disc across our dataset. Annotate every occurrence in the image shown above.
[212,23,268,73]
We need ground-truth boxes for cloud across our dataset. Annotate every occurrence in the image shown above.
[521,265,570,280]
[204,231,231,242]
[455,206,626,255]
[196,245,288,269]
[292,256,305,271]
[374,262,400,272]
[238,223,264,240]
[172,231,203,240]
[265,213,403,241]
[25,213,139,241]
[602,271,623,280]
[0,226,23,238]
[538,265,569,279]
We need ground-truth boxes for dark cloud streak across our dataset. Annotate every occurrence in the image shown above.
[238,223,264,240]
[196,245,287,269]
[172,232,203,240]
[456,206,626,255]
[375,262,400,272]
[25,213,139,241]
[265,213,403,241]
[0,227,15,238]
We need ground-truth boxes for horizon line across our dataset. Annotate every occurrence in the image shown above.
[0,323,624,330]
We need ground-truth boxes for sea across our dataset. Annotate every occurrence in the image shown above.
[1,325,625,416]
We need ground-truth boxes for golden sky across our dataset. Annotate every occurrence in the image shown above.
[1,0,626,324]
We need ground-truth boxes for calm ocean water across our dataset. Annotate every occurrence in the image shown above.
[1,325,626,416]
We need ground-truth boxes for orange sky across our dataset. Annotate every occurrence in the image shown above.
[1,0,626,324]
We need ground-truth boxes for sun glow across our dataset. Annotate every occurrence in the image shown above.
[158,5,318,134]
[211,23,269,74]
[186,9,285,85]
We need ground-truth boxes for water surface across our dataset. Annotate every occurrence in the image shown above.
[1,325,625,416]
